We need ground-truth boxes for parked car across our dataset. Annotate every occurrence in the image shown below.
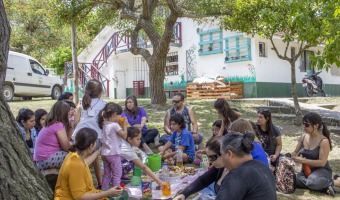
[3,51,63,101]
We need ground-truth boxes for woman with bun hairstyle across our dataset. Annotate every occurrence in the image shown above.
[216,132,276,200]
[72,79,106,188]
[55,128,123,200]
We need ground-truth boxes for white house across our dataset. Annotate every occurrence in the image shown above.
[74,18,340,99]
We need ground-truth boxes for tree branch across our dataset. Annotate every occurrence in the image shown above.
[167,0,181,14]
[284,40,290,58]
[127,0,135,10]
[270,35,290,61]
[142,0,150,20]
[149,0,159,16]
[120,7,139,21]
[130,25,152,59]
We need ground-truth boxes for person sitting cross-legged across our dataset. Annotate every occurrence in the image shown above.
[159,113,195,163]
[161,93,203,148]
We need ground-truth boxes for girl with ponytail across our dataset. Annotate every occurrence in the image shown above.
[289,112,334,196]
[55,128,123,199]
[72,79,106,189]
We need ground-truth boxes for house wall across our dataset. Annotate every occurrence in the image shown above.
[79,18,340,99]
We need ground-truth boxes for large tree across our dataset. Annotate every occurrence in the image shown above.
[92,0,229,105]
[0,1,53,199]
[222,0,338,124]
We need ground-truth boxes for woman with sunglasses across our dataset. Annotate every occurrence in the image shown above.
[214,98,241,136]
[174,136,227,200]
[288,112,335,196]
[215,132,276,200]
[256,109,282,168]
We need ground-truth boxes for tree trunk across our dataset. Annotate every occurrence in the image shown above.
[148,57,167,105]
[71,22,79,105]
[0,101,54,199]
[290,62,302,125]
[0,2,53,199]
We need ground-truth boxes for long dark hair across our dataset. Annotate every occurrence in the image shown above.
[214,98,238,128]
[34,109,47,131]
[16,108,35,125]
[303,112,332,150]
[98,102,123,129]
[69,128,98,153]
[82,79,103,110]
[221,132,254,157]
[124,95,140,117]
[46,101,71,133]
[257,109,274,146]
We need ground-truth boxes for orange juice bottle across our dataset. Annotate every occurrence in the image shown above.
[302,163,311,177]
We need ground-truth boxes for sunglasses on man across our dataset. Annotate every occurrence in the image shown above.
[173,100,182,104]
[207,153,221,162]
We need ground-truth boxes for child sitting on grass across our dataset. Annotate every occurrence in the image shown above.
[120,127,163,186]
[159,114,195,163]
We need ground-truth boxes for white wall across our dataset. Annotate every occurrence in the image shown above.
[79,18,339,98]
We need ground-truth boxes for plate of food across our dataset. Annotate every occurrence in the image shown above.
[182,167,198,175]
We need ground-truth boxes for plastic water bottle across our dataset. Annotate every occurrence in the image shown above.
[176,149,183,169]
[161,163,171,196]
[201,155,209,171]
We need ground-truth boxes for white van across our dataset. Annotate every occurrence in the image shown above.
[3,51,64,101]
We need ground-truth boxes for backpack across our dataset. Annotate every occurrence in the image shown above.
[276,156,296,193]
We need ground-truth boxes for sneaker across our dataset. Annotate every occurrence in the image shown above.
[333,174,340,180]
[327,185,335,197]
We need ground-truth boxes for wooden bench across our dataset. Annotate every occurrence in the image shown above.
[186,82,243,99]
[41,168,59,191]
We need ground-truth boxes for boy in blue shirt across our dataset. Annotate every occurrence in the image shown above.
[159,114,195,163]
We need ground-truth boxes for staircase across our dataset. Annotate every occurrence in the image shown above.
[65,22,182,97]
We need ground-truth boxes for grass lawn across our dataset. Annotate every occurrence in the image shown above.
[8,97,340,199]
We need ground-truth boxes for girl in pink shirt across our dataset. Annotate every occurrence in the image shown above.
[34,101,72,170]
[98,103,128,189]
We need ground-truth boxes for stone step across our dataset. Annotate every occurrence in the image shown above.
[329,126,340,135]
[254,106,295,114]
[314,104,336,110]
[271,113,296,120]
